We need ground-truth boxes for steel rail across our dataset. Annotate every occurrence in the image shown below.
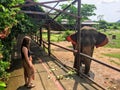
[53,0,77,20]
[39,4,81,19]
[36,40,106,90]
[50,54,106,89]
[49,41,120,72]
[46,53,106,90]
[12,1,80,19]
[42,40,106,89]
[79,53,120,72]
[20,10,58,15]
[47,2,59,14]
[12,0,70,8]
[42,40,120,72]
[80,73,106,90]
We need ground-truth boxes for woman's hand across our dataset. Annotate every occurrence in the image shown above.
[29,56,33,61]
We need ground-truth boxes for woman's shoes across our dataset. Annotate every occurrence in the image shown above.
[24,83,35,88]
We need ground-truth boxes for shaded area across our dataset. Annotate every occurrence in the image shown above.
[6,35,103,90]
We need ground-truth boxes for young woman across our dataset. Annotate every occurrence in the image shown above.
[21,36,35,88]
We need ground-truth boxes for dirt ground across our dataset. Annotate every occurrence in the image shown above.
[51,41,120,90]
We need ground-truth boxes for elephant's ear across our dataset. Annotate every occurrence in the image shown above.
[66,33,77,45]
[95,32,109,48]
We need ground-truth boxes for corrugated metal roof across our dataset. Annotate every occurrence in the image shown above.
[82,20,99,25]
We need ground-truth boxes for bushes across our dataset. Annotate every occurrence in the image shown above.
[0,60,10,81]
[58,30,73,41]
[0,39,10,83]
[0,37,13,86]
[0,81,6,90]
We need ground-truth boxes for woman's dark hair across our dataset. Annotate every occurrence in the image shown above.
[21,36,31,49]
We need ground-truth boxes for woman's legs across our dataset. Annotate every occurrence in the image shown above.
[27,65,35,88]
[28,76,32,84]
[23,66,29,86]
[31,65,35,80]
[23,61,35,88]
[24,69,28,85]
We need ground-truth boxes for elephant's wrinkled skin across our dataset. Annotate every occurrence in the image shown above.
[66,26,108,75]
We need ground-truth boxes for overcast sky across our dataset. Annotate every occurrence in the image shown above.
[37,0,120,22]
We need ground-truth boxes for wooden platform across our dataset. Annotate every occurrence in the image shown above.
[6,36,103,90]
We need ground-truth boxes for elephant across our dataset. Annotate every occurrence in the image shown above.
[66,26,108,75]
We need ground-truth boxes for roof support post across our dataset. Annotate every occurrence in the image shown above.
[76,0,82,74]
[47,22,51,56]
[39,27,42,46]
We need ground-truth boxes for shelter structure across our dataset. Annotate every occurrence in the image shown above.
[18,0,81,76]
[9,0,120,89]
[81,20,99,27]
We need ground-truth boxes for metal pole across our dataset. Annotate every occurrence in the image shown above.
[39,27,42,46]
[76,0,81,73]
[53,0,77,20]
[48,23,51,56]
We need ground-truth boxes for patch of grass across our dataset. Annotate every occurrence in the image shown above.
[42,32,62,41]
[103,30,120,48]
[109,60,120,65]
[42,30,120,48]
[42,30,74,42]
[103,53,120,65]
[103,53,120,60]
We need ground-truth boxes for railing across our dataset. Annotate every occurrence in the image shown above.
[32,36,120,90]
[32,35,120,72]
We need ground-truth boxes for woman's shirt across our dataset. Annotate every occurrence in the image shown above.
[21,46,30,59]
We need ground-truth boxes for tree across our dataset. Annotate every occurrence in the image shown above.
[97,15,104,21]
[99,20,107,29]
[56,4,96,24]
[81,4,96,20]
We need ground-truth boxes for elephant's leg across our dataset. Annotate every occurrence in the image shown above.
[73,54,77,69]
[84,58,91,74]
[82,46,94,75]
[73,53,82,73]
[73,54,79,70]
[73,44,80,70]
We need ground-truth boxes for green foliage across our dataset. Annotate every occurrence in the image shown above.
[56,3,96,24]
[42,29,120,49]
[0,81,6,90]
[51,34,61,42]
[0,0,24,31]
[112,25,118,29]
[99,21,120,30]
[98,20,107,29]
[0,0,25,82]
[59,4,77,24]
[1,33,16,61]
[81,4,96,20]
[42,30,73,42]
[0,60,10,80]
[103,53,120,65]
[42,32,62,42]
[15,14,40,35]
[52,30,73,42]
[61,30,73,41]
[103,53,120,60]
[102,30,120,48]
[0,39,11,80]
